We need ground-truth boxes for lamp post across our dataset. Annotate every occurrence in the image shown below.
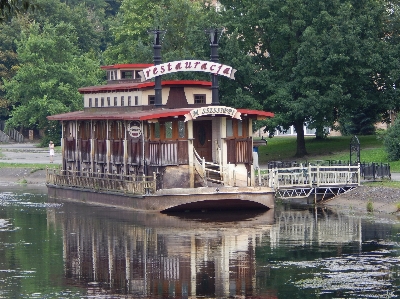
[206,28,224,106]
[149,28,166,108]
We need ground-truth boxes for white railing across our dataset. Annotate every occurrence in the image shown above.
[193,148,206,184]
[258,164,360,189]
[215,140,222,165]
[193,148,225,186]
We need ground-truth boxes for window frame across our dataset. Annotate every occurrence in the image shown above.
[194,94,206,104]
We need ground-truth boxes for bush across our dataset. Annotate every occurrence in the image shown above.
[367,200,374,213]
[383,118,400,161]
[39,122,61,147]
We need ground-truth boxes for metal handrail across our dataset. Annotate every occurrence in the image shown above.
[46,168,157,195]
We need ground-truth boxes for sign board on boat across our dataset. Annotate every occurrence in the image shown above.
[184,106,241,122]
[139,60,236,82]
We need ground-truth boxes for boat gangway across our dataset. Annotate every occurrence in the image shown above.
[256,164,361,202]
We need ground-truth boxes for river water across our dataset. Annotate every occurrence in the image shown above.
[0,186,399,298]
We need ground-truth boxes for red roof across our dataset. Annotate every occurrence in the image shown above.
[237,108,274,118]
[78,80,212,93]
[47,107,274,121]
[100,63,154,70]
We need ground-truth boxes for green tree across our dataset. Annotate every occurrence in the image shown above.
[384,118,400,161]
[0,0,112,124]
[103,0,220,69]
[219,0,397,157]
[0,0,34,21]
[28,0,107,52]
[4,22,103,134]
[0,16,30,119]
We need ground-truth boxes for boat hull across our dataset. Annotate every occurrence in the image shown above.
[47,185,274,212]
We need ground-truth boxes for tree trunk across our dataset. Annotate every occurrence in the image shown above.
[294,121,308,157]
[315,125,325,140]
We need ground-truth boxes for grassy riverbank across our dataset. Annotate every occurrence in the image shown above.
[0,162,58,169]
[257,135,389,165]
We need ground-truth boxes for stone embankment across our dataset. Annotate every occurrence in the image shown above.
[324,185,400,215]
[0,167,48,185]
[0,142,59,185]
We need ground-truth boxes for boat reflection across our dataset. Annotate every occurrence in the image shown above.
[47,203,364,298]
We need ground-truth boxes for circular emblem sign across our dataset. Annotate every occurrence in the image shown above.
[127,121,142,138]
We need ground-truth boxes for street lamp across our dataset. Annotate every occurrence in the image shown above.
[148,28,166,108]
[205,28,225,106]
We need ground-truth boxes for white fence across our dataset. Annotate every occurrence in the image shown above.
[257,164,360,189]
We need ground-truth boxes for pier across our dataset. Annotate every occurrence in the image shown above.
[256,163,361,202]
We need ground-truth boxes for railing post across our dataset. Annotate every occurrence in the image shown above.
[258,167,261,186]
[268,169,272,188]
[202,157,206,186]
[227,162,231,186]
[308,163,312,187]
[357,163,361,186]
[142,173,146,194]
[153,172,157,193]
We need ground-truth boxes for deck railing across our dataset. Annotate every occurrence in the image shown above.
[145,140,189,166]
[226,138,253,165]
[257,164,361,189]
[46,169,157,195]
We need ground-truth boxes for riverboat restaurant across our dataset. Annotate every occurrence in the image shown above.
[47,60,273,190]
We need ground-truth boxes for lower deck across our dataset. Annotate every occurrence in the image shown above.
[47,184,275,212]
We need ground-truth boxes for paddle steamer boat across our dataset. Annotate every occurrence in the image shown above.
[46,31,275,212]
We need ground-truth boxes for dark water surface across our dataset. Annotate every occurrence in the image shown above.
[0,186,399,298]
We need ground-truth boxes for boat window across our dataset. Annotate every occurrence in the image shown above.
[121,96,124,106]
[135,70,141,79]
[107,97,110,106]
[95,121,107,139]
[238,120,243,136]
[135,96,138,105]
[226,119,233,137]
[95,98,98,107]
[178,121,186,138]
[101,97,104,107]
[121,70,133,79]
[128,96,131,106]
[89,98,92,107]
[154,122,160,138]
[149,95,155,105]
[114,97,117,106]
[165,121,173,139]
[79,122,91,139]
[110,121,124,139]
[108,70,117,80]
[194,94,206,104]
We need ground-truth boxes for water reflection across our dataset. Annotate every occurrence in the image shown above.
[1,187,398,298]
[46,200,400,298]
[48,203,275,298]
